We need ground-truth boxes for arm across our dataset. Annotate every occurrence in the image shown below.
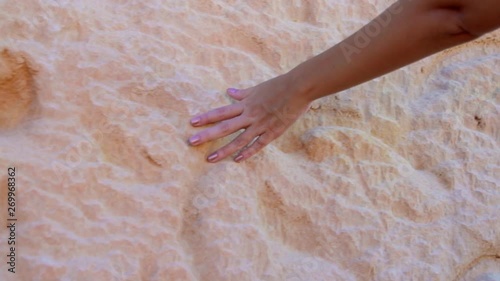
[188,0,500,163]
[289,0,500,102]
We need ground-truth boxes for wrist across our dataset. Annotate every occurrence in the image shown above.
[283,63,318,104]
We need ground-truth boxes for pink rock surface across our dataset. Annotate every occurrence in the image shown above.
[0,0,499,280]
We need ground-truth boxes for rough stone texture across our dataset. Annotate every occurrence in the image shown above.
[0,0,499,280]
[0,49,37,130]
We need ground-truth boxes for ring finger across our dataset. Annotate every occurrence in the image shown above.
[206,127,262,162]
[189,116,248,146]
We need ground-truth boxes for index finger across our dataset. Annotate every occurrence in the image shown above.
[190,103,243,126]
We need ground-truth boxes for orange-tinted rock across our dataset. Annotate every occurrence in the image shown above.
[0,1,498,280]
[0,49,36,129]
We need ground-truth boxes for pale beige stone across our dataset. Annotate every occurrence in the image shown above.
[0,0,499,280]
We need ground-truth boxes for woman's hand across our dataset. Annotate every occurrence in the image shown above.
[188,73,311,163]
[193,0,500,163]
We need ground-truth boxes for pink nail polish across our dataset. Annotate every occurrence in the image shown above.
[191,117,200,125]
[234,155,243,162]
[189,135,200,145]
[207,153,218,162]
[228,88,238,94]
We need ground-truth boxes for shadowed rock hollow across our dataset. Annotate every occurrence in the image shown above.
[0,49,37,129]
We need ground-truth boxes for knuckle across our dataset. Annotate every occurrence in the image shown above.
[269,124,284,137]
[274,116,287,128]
[255,137,266,147]
[267,126,278,137]
[215,107,227,116]
[219,122,231,134]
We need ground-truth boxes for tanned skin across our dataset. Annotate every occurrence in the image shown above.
[188,0,500,163]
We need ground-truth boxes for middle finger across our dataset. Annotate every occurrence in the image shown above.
[189,116,248,146]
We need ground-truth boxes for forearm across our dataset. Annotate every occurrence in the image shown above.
[288,0,498,102]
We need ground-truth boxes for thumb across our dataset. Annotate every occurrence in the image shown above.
[226,88,250,101]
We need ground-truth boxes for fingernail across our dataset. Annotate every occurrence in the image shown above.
[189,135,200,145]
[207,153,218,162]
[234,155,243,162]
[190,117,200,125]
[227,88,238,94]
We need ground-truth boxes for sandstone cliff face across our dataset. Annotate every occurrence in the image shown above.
[0,1,499,280]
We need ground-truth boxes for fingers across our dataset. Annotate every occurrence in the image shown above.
[233,132,275,162]
[231,117,287,163]
[189,84,295,163]
[205,128,259,163]
[188,116,248,146]
[190,103,243,127]
[226,88,251,101]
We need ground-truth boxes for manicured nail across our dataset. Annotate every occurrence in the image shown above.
[234,155,243,162]
[190,117,200,125]
[189,135,200,145]
[207,153,218,162]
[227,88,238,94]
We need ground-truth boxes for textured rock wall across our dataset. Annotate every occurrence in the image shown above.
[0,0,499,280]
